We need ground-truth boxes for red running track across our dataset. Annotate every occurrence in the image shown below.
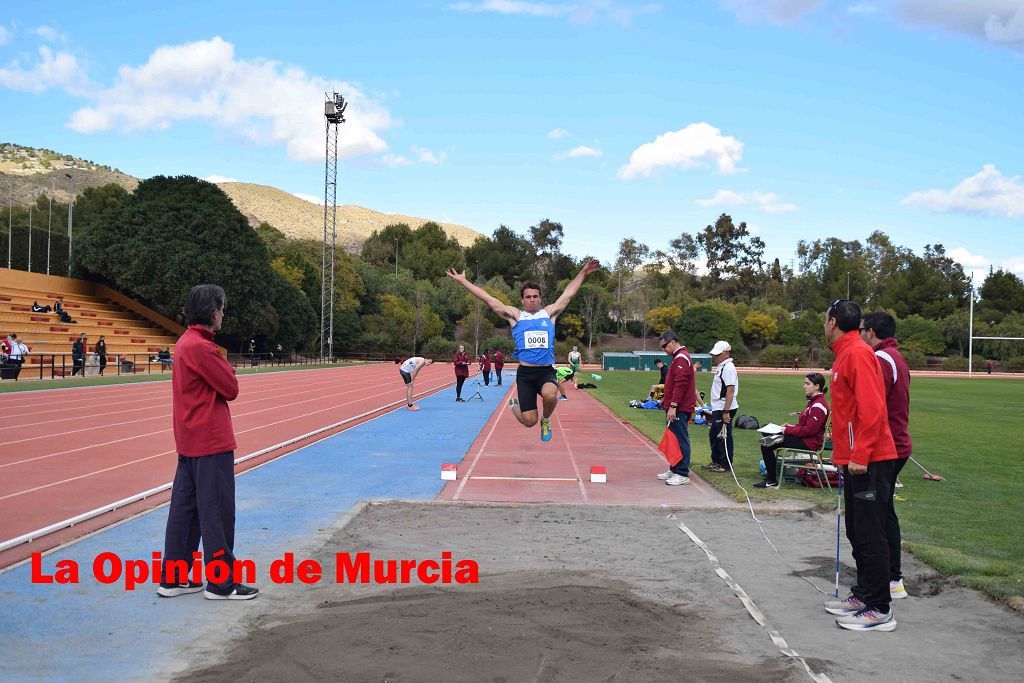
[439,383,735,507]
[0,363,456,567]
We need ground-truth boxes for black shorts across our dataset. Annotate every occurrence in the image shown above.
[400,370,412,385]
[516,365,558,413]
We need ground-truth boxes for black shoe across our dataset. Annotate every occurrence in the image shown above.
[754,480,778,489]
[157,582,204,598]
[204,583,260,600]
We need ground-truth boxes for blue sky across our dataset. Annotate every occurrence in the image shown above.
[2,0,1022,279]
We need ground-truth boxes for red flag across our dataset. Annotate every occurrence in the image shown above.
[658,427,683,467]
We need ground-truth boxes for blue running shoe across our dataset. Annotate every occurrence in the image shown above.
[540,418,553,442]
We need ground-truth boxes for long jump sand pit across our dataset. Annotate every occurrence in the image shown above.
[181,503,1024,682]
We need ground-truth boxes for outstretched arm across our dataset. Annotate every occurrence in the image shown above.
[544,259,600,320]
[446,269,519,324]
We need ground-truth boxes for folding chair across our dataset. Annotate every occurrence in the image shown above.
[776,414,834,490]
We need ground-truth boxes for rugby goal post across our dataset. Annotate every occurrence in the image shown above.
[968,275,1024,377]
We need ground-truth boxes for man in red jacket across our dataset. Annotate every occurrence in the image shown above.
[454,344,471,402]
[493,349,504,386]
[861,311,912,601]
[822,300,898,631]
[479,350,491,386]
[159,284,258,601]
[656,331,698,486]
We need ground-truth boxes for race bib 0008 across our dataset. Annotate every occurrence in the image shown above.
[524,331,549,349]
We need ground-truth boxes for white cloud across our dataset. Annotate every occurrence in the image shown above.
[449,1,661,25]
[695,189,797,213]
[948,246,1024,281]
[847,3,877,14]
[718,0,823,23]
[0,26,11,46]
[203,174,238,183]
[548,127,570,139]
[618,122,744,180]
[0,45,92,96]
[412,145,446,165]
[291,192,323,204]
[65,37,394,163]
[890,0,1024,49]
[900,165,1024,218]
[1001,255,1024,278]
[555,144,602,160]
[381,153,415,167]
[33,25,65,43]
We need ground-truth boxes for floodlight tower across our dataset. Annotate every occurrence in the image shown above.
[320,92,347,360]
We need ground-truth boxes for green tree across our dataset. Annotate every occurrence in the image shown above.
[576,283,612,359]
[72,183,130,234]
[464,225,535,286]
[895,315,945,355]
[692,214,766,300]
[677,303,742,355]
[880,245,968,319]
[978,269,1024,322]
[75,176,307,349]
[613,237,650,333]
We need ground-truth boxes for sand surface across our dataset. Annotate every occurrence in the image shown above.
[176,503,1024,682]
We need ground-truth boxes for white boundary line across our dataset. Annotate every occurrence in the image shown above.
[467,475,579,482]
[554,410,589,501]
[0,379,455,554]
[674,516,832,683]
[452,386,513,500]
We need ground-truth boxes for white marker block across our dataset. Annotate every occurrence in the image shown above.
[441,463,458,481]
[590,465,607,483]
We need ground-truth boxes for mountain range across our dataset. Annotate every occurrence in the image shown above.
[0,143,484,251]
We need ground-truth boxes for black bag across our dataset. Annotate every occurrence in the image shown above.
[735,414,760,429]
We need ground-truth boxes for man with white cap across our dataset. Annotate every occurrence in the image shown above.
[704,340,739,473]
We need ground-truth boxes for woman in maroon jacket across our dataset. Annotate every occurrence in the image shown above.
[454,344,471,402]
[756,372,830,488]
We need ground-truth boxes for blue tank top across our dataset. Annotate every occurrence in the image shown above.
[512,310,555,365]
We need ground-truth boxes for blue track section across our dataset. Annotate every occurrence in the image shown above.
[0,380,501,681]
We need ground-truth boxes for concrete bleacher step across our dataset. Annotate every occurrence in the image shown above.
[2,269,198,368]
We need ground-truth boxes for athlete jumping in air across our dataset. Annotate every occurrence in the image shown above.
[446,259,600,442]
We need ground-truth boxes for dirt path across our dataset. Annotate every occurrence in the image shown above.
[177,503,1024,682]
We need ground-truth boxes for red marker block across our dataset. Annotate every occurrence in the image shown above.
[590,465,607,483]
[441,463,457,481]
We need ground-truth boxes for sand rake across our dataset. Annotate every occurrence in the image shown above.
[908,456,945,482]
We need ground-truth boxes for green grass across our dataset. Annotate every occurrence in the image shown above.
[586,369,1024,604]
[0,362,365,393]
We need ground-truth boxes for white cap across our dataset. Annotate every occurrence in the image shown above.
[709,340,732,355]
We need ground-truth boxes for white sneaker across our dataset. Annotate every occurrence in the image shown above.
[890,579,907,599]
[665,474,690,486]
[656,469,674,480]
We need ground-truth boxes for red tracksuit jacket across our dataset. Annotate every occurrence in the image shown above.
[453,351,470,377]
[828,331,897,467]
[784,393,830,452]
[662,346,697,415]
[873,337,912,459]
[172,325,238,457]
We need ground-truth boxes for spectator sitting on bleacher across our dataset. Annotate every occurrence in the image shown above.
[54,298,76,324]
[32,301,53,313]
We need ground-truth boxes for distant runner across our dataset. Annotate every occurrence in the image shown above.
[447,259,600,442]
[399,356,433,411]
[555,366,574,400]
[567,346,582,389]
